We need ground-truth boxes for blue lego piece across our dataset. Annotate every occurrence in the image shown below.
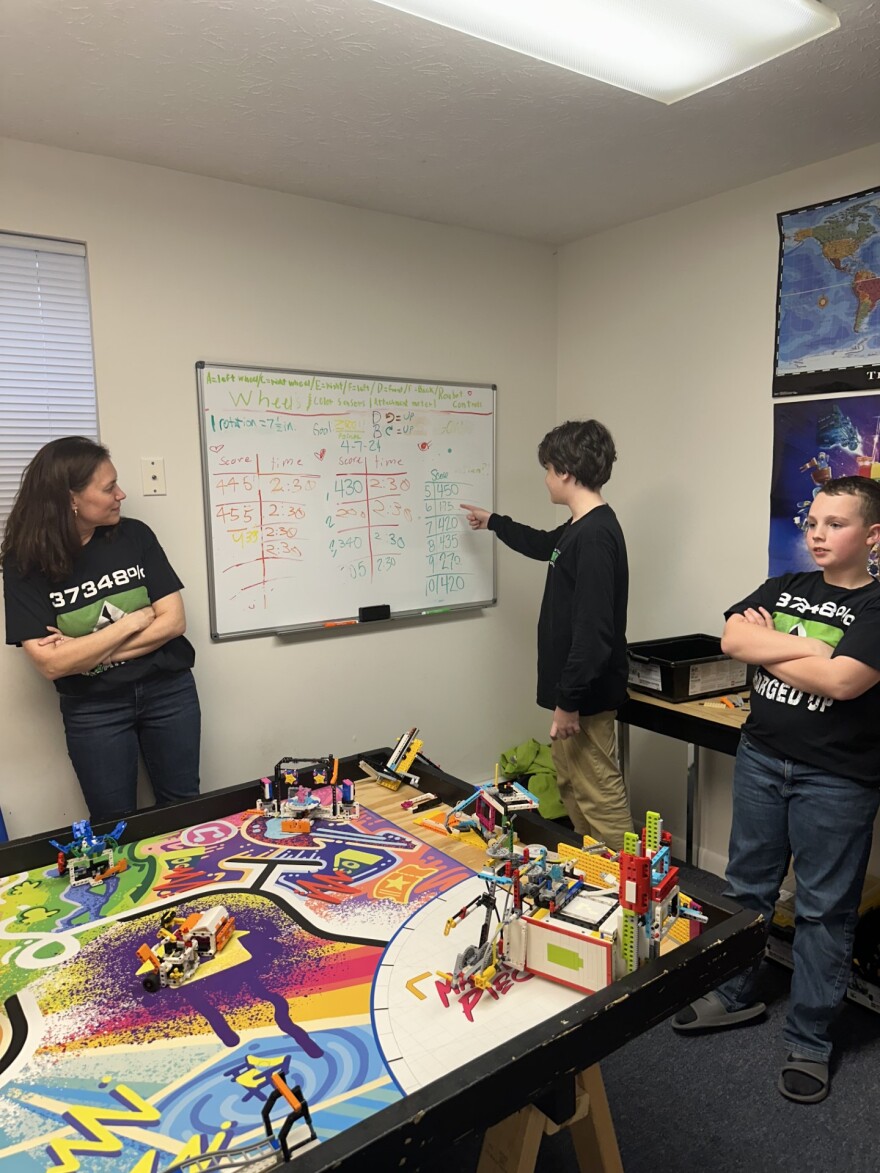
[50,819,126,860]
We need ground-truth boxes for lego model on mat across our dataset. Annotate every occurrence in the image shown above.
[49,819,128,887]
[443,811,706,997]
[358,727,424,790]
[253,754,360,825]
[443,768,539,849]
[137,904,236,992]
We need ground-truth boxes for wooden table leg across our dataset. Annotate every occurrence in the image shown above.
[476,1103,545,1173]
[476,1064,623,1173]
[568,1065,624,1173]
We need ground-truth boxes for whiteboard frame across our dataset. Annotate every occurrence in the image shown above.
[196,360,497,639]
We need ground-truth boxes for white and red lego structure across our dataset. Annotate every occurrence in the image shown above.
[446,811,706,997]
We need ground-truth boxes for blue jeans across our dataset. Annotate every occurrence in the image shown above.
[60,669,201,822]
[716,736,879,1062]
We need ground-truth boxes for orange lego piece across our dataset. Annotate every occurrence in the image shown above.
[415,815,450,836]
[271,1072,302,1111]
[137,943,161,972]
[281,819,312,834]
[94,859,128,882]
[215,914,235,951]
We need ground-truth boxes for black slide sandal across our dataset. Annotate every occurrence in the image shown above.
[672,991,766,1032]
[778,1055,829,1104]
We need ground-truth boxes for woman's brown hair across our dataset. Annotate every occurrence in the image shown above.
[1,436,111,581]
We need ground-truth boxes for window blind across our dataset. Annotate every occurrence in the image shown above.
[0,233,98,526]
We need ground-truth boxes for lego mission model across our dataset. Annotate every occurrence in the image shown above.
[252,754,359,828]
[445,811,707,997]
[441,770,541,859]
[50,819,128,887]
[137,905,236,992]
[359,727,424,790]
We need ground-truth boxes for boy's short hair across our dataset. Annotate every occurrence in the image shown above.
[537,420,616,491]
[818,476,880,526]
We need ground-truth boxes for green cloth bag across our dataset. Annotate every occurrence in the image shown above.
[499,738,566,820]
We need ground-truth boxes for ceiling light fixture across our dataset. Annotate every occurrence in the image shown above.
[369,0,840,104]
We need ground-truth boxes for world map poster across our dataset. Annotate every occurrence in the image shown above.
[769,394,880,575]
[774,186,880,397]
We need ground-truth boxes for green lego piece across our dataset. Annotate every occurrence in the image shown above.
[646,811,662,853]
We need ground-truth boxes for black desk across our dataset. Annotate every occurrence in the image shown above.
[0,749,762,1173]
[618,691,747,866]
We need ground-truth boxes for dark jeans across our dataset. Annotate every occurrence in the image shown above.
[716,736,880,1062]
[60,668,201,822]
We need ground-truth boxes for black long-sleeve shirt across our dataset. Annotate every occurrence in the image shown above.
[489,504,629,715]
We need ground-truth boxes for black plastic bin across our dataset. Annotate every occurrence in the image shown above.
[627,633,753,703]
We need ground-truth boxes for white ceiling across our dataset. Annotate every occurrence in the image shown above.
[1,0,878,245]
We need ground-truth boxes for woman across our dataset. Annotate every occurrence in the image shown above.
[2,436,200,821]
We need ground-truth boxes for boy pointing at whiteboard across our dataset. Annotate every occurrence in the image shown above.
[461,419,632,850]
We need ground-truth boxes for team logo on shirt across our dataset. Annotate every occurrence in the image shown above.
[774,591,856,627]
[95,599,132,628]
[55,586,151,638]
[772,612,843,648]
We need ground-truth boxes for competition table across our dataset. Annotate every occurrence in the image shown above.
[0,749,763,1173]
[618,691,749,866]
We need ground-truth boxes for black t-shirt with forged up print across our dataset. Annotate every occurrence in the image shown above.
[3,518,194,697]
[726,571,880,786]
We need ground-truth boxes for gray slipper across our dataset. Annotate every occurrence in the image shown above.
[672,990,766,1032]
[778,1054,829,1104]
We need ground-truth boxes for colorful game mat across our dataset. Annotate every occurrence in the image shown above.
[0,795,584,1172]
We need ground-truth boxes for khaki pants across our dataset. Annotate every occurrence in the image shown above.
[550,711,633,852]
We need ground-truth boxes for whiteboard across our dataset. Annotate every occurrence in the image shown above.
[196,362,496,639]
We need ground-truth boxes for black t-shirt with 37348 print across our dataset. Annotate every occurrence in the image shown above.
[3,517,195,697]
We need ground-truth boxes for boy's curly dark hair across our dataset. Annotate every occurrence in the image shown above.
[537,420,617,491]
[819,476,880,527]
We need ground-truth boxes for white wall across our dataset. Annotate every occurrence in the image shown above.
[0,138,558,838]
[557,142,880,873]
